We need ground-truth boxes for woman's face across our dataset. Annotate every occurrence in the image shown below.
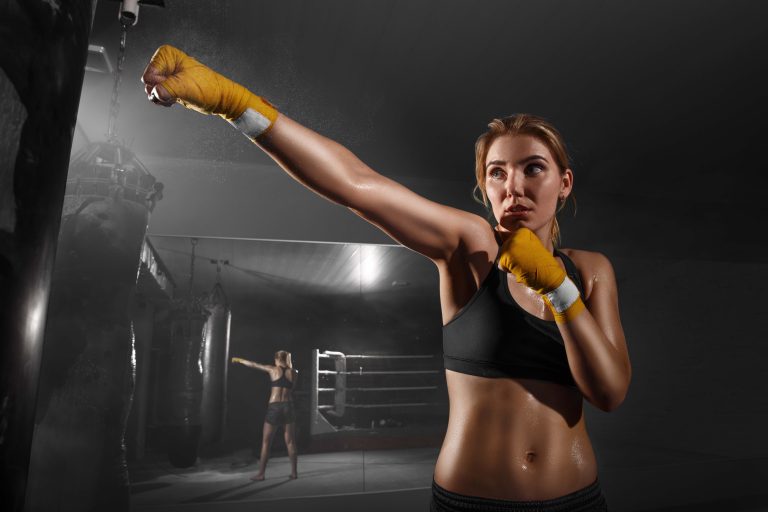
[484,134,572,238]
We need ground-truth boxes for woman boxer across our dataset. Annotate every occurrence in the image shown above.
[145,45,630,511]
[231,350,298,481]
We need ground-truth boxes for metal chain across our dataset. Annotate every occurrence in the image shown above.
[107,23,129,140]
[189,238,198,299]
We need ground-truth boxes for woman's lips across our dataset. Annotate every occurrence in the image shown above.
[503,206,531,217]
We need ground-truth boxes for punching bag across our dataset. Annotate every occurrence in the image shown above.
[26,141,158,512]
[166,302,208,468]
[200,281,231,446]
[0,2,94,510]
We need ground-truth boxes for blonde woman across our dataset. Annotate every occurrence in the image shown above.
[146,46,630,511]
[231,350,298,480]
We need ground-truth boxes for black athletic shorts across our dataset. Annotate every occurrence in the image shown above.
[264,401,295,426]
[430,478,608,512]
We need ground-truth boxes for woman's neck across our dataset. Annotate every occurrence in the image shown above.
[494,226,555,253]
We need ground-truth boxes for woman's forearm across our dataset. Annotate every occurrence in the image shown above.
[559,312,631,411]
[254,114,377,210]
[143,46,377,212]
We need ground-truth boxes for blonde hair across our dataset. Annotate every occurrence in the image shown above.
[274,350,292,368]
[473,114,573,246]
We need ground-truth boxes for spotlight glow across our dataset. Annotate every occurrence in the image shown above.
[360,245,381,288]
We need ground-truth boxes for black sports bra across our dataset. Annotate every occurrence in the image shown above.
[442,247,585,387]
[270,366,294,389]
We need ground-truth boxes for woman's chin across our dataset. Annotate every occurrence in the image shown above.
[497,219,527,232]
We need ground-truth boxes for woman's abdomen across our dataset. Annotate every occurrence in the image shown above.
[434,371,598,501]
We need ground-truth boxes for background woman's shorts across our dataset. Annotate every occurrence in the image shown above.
[264,401,295,425]
[430,478,608,512]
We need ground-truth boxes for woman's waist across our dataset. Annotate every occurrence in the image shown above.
[431,476,606,510]
[268,388,293,400]
[267,397,293,405]
[435,412,597,500]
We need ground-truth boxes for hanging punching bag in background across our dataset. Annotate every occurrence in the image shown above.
[166,301,209,468]
[200,280,232,447]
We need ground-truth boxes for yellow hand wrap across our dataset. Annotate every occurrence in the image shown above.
[498,228,585,323]
[148,45,278,138]
[498,228,565,294]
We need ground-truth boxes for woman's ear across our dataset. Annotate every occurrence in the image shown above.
[560,168,574,199]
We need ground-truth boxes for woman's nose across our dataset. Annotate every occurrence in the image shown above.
[505,170,521,197]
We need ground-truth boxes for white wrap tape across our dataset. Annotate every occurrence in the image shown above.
[229,107,272,138]
[545,277,581,313]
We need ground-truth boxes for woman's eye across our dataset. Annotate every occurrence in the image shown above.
[525,164,544,175]
[489,168,504,179]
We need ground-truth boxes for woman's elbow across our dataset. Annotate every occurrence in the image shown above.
[593,373,631,412]
[589,391,624,412]
[597,394,625,412]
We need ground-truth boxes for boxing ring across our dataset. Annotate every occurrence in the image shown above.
[310,349,446,435]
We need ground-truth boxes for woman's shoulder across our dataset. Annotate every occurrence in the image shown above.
[559,247,612,266]
[456,211,498,248]
[434,211,497,266]
[558,248,615,299]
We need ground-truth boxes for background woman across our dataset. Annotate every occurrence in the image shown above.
[231,350,298,481]
[145,45,630,511]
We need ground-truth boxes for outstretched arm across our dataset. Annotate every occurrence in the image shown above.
[231,357,272,373]
[254,115,474,260]
[141,45,481,263]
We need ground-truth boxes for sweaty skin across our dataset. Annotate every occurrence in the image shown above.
[143,55,631,500]
[435,243,609,500]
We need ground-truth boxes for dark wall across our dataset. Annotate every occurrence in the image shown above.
[582,255,768,509]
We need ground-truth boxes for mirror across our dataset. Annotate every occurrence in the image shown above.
[127,235,446,505]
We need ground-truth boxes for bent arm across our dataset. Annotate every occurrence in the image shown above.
[559,254,631,411]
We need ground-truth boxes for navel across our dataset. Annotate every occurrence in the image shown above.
[519,450,537,471]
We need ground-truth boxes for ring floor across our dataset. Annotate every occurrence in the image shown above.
[129,446,768,512]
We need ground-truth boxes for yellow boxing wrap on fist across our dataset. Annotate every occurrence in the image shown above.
[498,228,585,323]
[148,45,278,138]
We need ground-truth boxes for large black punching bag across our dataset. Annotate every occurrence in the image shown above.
[25,142,159,512]
[0,1,94,510]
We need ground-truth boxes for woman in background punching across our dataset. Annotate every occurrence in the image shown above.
[231,350,298,481]
[145,45,630,511]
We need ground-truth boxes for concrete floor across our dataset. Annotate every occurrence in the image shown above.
[129,447,768,512]
[130,447,435,512]
[130,447,437,508]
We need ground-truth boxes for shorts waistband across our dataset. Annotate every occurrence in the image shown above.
[431,478,606,512]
